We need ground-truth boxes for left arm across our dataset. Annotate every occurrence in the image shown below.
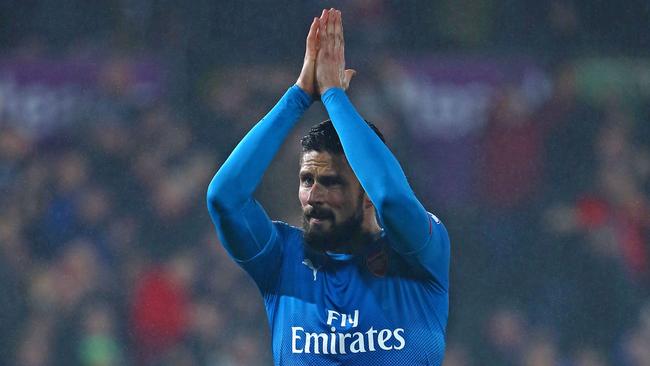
[317,10,449,286]
[323,88,450,285]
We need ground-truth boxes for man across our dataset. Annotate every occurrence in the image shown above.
[207,8,450,365]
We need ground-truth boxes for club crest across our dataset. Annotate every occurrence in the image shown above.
[366,249,388,277]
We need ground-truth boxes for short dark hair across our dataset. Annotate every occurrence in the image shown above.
[300,119,386,154]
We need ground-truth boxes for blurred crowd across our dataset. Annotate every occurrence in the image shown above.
[1,0,649,365]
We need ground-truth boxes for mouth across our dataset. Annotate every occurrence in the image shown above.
[305,208,333,225]
[310,217,329,224]
[305,212,334,227]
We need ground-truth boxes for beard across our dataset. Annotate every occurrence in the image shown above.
[302,195,366,253]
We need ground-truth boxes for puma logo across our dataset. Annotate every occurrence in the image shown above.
[301,259,321,281]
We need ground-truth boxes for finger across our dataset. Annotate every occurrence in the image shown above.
[305,18,319,60]
[327,9,336,42]
[306,17,318,45]
[329,9,338,55]
[318,9,329,47]
[344,69,356,87]
[307,17,319,46]
[340,11,345,59]
[340,10,345,51]
[321,9,330,30]
[334,10,342,52]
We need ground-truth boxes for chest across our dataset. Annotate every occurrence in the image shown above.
[272,254,440,334]
[266,256,446,365]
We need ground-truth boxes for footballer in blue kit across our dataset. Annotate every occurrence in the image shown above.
[206,8,450,366]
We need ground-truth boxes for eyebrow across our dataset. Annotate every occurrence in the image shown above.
[299,171,344,183]
[319,175,344,184]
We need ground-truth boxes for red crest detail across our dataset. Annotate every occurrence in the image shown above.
[366,250,388,277]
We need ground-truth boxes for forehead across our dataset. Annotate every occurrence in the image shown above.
[300,151,353,175]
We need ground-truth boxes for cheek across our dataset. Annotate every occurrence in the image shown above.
[328,192,346,208]
[327,192,350,216]
[298,188,309,207]
[339,192,361,215]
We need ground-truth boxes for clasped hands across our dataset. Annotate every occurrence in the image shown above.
[296,8,356,99]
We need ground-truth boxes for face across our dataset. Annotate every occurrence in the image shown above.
[299,150,365,252]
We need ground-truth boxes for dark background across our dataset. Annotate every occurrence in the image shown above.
[1,1,649,365]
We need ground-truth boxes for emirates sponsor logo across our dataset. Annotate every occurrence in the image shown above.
[291,310,405,354]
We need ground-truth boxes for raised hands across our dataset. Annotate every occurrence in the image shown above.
[296,8,355,98]
[296,10,324,98]
[315,9,356,95]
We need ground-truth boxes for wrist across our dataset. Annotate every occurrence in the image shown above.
[317,76,344,95]
[319,84,332,94]
[296,80,311,94]
[296,71,316,95]
[319,85,343,96]
[291,84,314,105]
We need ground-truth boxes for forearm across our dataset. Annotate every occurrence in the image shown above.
[321,87,430,253]
[207,85,311,211]
[314,8,449,287]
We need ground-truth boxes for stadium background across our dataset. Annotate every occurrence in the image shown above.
[1,1,649,365]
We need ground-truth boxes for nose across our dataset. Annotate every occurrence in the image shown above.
[307,183,325,205]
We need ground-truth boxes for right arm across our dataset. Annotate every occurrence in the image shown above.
[206,85,311,261]
[206,15,322,262]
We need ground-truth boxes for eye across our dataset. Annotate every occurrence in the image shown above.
[300,175,314,187]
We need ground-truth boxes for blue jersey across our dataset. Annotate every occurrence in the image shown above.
[207,86,450,365]
[238,218,448,365]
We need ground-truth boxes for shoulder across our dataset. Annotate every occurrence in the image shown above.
[425,212,448,241]
[428,212,442,225]
[272,220,303,234]
[272,221,305,247]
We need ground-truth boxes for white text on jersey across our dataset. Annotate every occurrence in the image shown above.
[291,309,405,354]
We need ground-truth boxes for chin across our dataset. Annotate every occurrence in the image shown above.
[302,213,364,252]
[303,225,333,252]
[307,227,325,237]
[309,221,332,232]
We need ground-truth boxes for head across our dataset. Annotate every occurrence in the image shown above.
[299,120,385,252]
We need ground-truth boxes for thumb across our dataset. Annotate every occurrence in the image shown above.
[343,69,357,90]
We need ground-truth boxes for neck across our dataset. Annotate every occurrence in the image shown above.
[329,211,382,254]
[362,208,382,235]
[327,229,381,254]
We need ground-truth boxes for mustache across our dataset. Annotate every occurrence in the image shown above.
[303,207,334,220]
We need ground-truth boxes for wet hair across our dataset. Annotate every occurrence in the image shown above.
[300,119,386,154]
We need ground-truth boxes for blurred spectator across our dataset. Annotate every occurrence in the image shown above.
[442,343,472,366]
[540,62,601,202]
[619,301,650,366]
[31,151,90,259]
[480,306,530,365]
[185,298,224,364]
[539,0,586,61]
[571,346,609,366]
[479,85,542,210]
[0,244,27,365]
[15,317,53,366]
[522,333,560,366]
[130,254,194,365]
[543,111,648,352]
[476,85,545,301]
[77,302,124,366]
